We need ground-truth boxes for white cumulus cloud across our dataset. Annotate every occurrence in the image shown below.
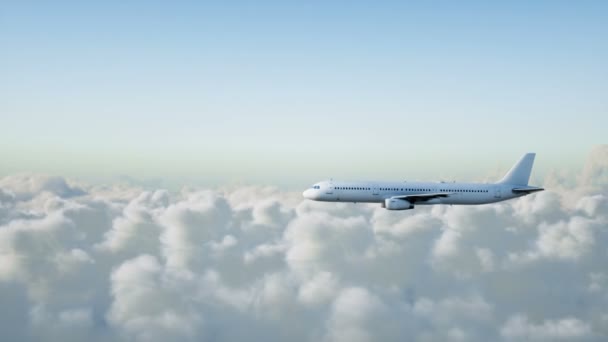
[0,147,607,341]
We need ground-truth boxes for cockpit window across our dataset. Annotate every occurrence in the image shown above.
[311,185,320,189]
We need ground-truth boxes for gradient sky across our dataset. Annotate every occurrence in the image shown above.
[1,1,606,187]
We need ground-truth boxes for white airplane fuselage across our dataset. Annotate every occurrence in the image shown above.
[302,153,544,210]
[304,181,511,204]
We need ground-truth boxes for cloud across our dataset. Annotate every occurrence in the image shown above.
[107,254,204,342]
[0,147,607,341]
[0,174,85,200]
[500,314,592,341]
[323,287,403,342]
[580,145,608,187]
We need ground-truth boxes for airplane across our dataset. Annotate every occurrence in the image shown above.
[302,153,544,210]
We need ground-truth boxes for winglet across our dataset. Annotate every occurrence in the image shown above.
[498,153,536,186]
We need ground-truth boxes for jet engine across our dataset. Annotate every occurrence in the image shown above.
[384,198,414,210]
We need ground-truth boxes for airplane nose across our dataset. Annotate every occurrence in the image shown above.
[302,189,313,199]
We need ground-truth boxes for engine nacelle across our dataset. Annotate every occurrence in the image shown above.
[384,198,414,210]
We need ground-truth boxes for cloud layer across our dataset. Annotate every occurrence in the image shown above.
[1,147,607,341]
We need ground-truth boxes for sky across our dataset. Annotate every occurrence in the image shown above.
[1,1,607,187]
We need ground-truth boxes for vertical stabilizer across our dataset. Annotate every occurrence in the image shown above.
[498,153,536,185]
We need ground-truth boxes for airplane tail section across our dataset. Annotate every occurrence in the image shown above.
[498,153,536,185]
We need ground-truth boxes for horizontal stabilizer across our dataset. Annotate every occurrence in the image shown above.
[512,187,544,194]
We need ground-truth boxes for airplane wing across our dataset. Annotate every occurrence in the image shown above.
[512,187,544,194]
[391,192,451,203]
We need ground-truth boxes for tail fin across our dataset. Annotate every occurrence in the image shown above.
[498,153,536,185]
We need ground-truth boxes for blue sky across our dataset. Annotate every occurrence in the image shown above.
[1,1,606,187]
